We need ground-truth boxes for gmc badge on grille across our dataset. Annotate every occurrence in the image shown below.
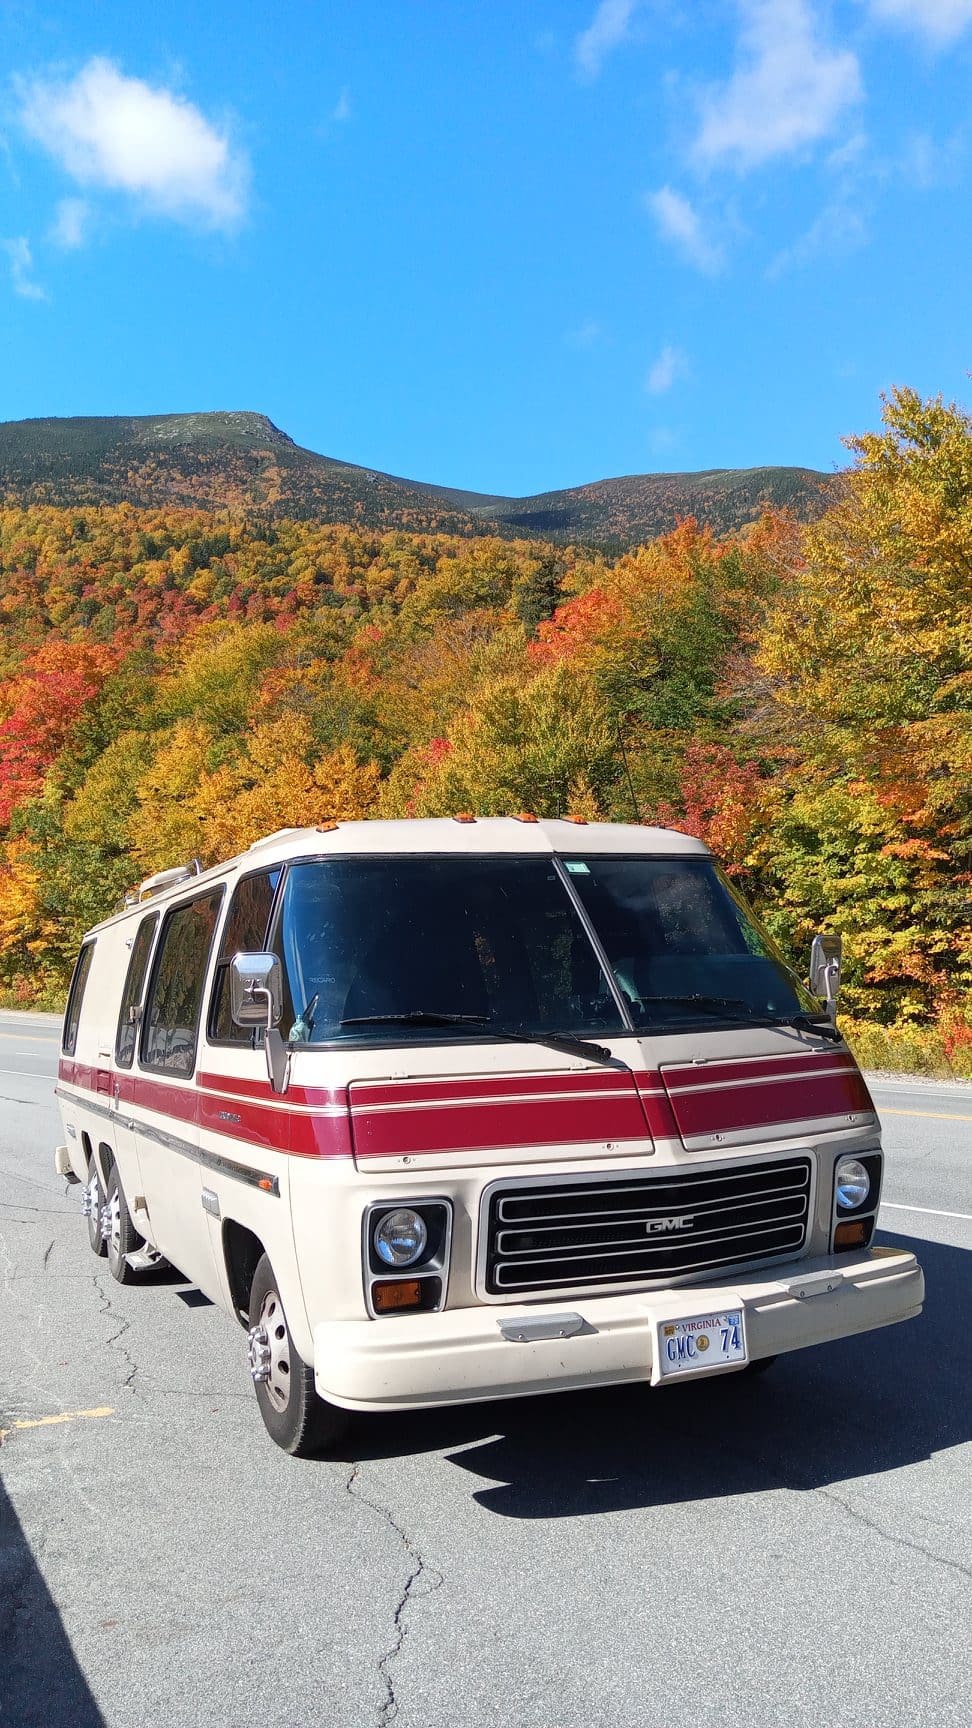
[646,1215,694,1234]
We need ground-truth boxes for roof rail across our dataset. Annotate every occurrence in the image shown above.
[136,860,202,901]
[247,827,304,851]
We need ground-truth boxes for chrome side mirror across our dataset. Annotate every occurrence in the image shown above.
[230,952,283,1026]
[229,952,289,1093]
[809,933,842,1025]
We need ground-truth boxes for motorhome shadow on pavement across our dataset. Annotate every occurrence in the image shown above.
[55,819,923,1455]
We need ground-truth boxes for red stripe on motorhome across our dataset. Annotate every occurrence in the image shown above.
[662,1052,864,1093]
[349,1085,652,1159]
[58,1059,353,1159]
[660,1055,873,1141]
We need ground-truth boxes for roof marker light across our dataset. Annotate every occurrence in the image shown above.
[514,812,539,823]
[316,823,339,832]
[453,813,477,823]
[564,815,588,824]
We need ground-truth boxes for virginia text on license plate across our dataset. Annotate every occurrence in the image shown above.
[655,1309,747,1380]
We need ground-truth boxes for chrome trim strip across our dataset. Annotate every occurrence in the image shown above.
[665,1064,859,1096]
[54,1085,280,1197]
[551,856,635,1030]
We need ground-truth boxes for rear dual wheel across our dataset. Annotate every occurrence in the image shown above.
[104,1163,141,1285]
[247,1253,348,1457]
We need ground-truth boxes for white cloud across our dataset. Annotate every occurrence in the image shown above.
[645,185,724,273]
[867,0,972,43]
[566,318,604,348]
[2,236,46,299]
[768,200,867,276]
[692,0,862,172]
[646,344,688,394]
[332,88,352,123]
[18,58,248,229]
[49,196,88,249]
[575,0,640,80]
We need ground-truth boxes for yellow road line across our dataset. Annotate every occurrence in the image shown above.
[0,1406,114,1443]
[881,1107,972,1123]
[0,1032,60,1044]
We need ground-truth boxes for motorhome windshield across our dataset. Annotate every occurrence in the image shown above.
[272,854,814,1046]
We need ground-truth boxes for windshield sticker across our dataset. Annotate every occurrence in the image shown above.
[564,861,591,875]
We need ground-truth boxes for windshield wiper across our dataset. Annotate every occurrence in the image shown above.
[633,995,844,1043]
[634,994,766,1025]
[786,1012,843,1045]
[340,1011,626,1070]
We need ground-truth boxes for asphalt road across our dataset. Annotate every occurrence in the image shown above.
[1,1008,970,1728]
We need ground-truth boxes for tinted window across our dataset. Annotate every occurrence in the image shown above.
[208,869,281,1043]
[271,857,623,1045]
[566,857,814,1028]
[115,914,159,1067]
[62,941,95,1056]
[141,891,224,1074]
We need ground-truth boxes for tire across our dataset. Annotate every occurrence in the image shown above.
[246,1253,348,1457]
[85,1152,106,1257]
[104,1162,141,1285]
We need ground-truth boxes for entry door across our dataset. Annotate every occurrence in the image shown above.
[133,887,225,1296]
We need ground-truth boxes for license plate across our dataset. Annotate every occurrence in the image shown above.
[655,1308,747,1380]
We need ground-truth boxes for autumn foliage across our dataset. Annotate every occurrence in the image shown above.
[0,390,969,1064]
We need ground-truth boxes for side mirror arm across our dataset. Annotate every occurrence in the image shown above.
[264,1026,291,1096]
[251,983,290,1095]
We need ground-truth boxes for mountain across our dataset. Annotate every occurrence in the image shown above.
[0,412,835,546]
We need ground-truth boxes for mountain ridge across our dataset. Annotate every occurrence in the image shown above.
[0,412,837,546]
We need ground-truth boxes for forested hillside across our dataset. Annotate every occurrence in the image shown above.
[1,390,968,1070]
[0,412,833,547]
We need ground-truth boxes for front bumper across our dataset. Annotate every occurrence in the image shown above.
[313,1245,923,1411]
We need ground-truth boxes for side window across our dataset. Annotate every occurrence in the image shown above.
[141,891,224,1075]
[115,914,159,1068]
[208,869,281,1044]
[62,941,96,1056]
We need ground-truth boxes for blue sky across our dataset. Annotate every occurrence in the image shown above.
[1,0,970,495]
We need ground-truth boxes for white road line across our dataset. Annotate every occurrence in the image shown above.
[881,1202,972,1223]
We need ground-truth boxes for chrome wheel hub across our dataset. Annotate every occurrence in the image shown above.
[250,1291,291,1412]
[81,1172,98,1218]
[101,1191,120,1253]
[247,1324,271,1384]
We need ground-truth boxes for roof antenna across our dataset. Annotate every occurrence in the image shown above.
[617,726,641,823]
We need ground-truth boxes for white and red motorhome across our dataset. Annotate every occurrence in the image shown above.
[54,819,923,1454]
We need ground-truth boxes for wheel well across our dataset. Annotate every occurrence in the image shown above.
[222,1221,265,1325]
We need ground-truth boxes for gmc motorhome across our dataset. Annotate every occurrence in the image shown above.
[54,819,924,1454]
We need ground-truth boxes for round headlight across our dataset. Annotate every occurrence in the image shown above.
[835,1157,871,1211]
[374,1208,428,1267]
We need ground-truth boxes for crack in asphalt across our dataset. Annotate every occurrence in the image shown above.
[42,1239,54,1271]
[346,1463,444,1725]
[91,1271,139,1395]
[819,1486,972,1588]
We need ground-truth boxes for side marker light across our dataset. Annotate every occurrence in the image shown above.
[834,1220,869,1251]
[372,1280,424,1312]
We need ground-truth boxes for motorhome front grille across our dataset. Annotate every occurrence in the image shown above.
[481,1156,813,1297]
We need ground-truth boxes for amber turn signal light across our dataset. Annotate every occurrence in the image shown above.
[452,812,476,823]
[372,1279,424,1312]
[834,1219,869,1251]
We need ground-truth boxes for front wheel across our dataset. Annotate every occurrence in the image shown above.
[246,1253,348,1456]
[85,1153,106,1257]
